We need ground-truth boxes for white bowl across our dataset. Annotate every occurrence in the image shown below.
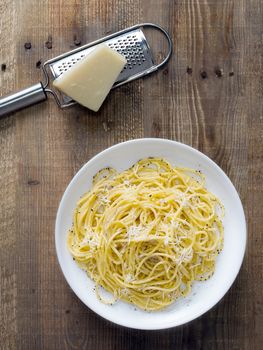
[55,138,246,330]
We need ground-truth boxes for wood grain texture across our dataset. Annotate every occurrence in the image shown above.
[0,0,262,349]
[0,1,17,349]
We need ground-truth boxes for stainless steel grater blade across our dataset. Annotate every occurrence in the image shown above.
[0,23,172,117]
[49,29,154,105]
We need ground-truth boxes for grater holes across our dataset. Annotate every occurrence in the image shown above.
[54,32,150,79]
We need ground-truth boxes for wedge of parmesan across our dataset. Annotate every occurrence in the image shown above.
[53,44,127,112]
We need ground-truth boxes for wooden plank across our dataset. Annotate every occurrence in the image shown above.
[0,1,18,349]
[0,0,262,349]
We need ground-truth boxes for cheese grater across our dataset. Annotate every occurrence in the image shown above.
[0,23,172,117]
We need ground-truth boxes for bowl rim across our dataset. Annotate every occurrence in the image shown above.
[55,138,247,329]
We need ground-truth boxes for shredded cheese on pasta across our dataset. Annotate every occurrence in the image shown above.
[68,158,224,311]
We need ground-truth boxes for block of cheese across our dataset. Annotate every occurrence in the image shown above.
[53,44,127,112]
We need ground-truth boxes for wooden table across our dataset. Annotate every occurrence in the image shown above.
[0,1,262,349]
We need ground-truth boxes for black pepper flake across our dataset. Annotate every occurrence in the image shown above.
[214,67,223,78]
[73,34,81,46]
[229,71,234,77]
[1,63,6,72]
[186,67,192,75]
[200,70,208,79]
[24,42,32,50]
[45,35,53,49]
[36,60,41,69]
[27,179,40,186]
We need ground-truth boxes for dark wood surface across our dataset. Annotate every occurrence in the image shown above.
[0,1,262,349]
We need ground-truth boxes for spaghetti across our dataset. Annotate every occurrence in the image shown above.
[68,158,224,311]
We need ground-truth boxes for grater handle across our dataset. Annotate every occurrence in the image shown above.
[0,82,47,117]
